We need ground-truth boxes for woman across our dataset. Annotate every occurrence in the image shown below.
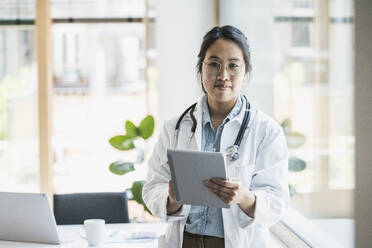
[143,25,289,248]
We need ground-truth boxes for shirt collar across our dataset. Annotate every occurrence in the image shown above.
[202,94,244,128]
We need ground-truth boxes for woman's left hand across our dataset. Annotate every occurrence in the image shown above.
[203,178,247,205]
[204,178,256,217]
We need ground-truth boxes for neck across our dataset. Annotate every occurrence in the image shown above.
[207,96,238,120]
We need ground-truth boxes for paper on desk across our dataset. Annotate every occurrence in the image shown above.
[107,230,159,243]
[106,223,168,243]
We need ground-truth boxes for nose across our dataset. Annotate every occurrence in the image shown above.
[217,65,230,81]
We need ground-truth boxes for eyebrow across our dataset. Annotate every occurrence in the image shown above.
[207,55,242,62]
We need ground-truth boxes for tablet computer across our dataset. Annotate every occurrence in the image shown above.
[167,149,230,208]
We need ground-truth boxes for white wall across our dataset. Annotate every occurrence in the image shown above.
[219,0,275,116]
[156,0,275,122]
[355,0,372,247]
[156,0,214,125]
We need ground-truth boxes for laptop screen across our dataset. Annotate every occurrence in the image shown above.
[0,192,60,244]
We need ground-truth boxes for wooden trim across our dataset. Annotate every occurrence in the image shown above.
[36,0,54,199]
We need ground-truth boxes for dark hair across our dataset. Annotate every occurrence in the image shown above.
[197,25,252,86]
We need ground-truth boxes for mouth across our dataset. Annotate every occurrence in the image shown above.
[214,85,231,90]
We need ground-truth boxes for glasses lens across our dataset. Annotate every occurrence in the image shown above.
[228,63,242,75]
[204,61,245,75]
[205,61,220,75]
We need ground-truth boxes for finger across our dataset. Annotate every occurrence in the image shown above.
[168,180,175,193]
[209,178,239,190]
[213,187,236,199]
[206,183,236,196]
[214,191,234,204]
[211,178,239,188]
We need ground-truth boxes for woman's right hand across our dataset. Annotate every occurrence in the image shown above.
[167,179,182,215]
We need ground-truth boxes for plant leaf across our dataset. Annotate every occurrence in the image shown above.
[281,118,291,135]
[109,135,135,150]
[285,132,306,148]
[288,157,306,172]
[138,115,154,140]
[131,180,151,214]
[109,161,135,175]
[125,121,138,138]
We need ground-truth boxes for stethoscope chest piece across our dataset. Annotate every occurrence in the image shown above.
[226,145,239,161]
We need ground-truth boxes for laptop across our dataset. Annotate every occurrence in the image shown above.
[0,192,77,244]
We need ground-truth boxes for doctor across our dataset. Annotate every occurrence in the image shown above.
[143,25,289,248]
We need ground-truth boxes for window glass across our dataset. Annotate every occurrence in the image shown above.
[50,2,155,193]
[273,0,354,216]
[0,0,35,19]
[0,28,39,192]
[50,0,145,18]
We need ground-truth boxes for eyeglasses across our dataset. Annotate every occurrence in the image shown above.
[202,61,245,76]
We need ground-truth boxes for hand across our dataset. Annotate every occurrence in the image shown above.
[203,178,246,205]
[204,178,256,217]
[167,179,182,215]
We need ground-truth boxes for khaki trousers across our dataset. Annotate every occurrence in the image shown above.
[182,231,225,248]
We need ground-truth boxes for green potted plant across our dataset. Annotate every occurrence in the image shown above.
[108,115,154,214]
[280,118,307,196]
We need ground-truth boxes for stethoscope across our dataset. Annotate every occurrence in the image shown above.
[173,95,251,161]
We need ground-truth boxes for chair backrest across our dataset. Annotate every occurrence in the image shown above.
[53,192,129,225]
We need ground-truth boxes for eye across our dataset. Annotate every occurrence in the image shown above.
[208,62,220,68]
[229,63,240,69]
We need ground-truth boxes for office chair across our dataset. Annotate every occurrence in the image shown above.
[53,192,129,225]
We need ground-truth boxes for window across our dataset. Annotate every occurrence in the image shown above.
[52,24,146,92]
[273,0,354,218]
[0,28,39,192]
[0,0,158,197]
[49,0,157,193]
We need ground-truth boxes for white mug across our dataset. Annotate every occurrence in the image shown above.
[84,219,105,246]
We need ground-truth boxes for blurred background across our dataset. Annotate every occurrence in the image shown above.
[0,0,363,247]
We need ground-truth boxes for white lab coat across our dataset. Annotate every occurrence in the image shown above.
[143,95,289,248]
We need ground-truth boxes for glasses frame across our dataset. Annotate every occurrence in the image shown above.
[202,60,246,76]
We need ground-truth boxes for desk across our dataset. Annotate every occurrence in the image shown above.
[0,223,169,248]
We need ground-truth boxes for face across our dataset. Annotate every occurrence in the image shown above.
[201,38,247,106]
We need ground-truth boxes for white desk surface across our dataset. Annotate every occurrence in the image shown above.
[0,222,169,248]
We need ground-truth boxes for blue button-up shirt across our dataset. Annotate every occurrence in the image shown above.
[184,95,243,238]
